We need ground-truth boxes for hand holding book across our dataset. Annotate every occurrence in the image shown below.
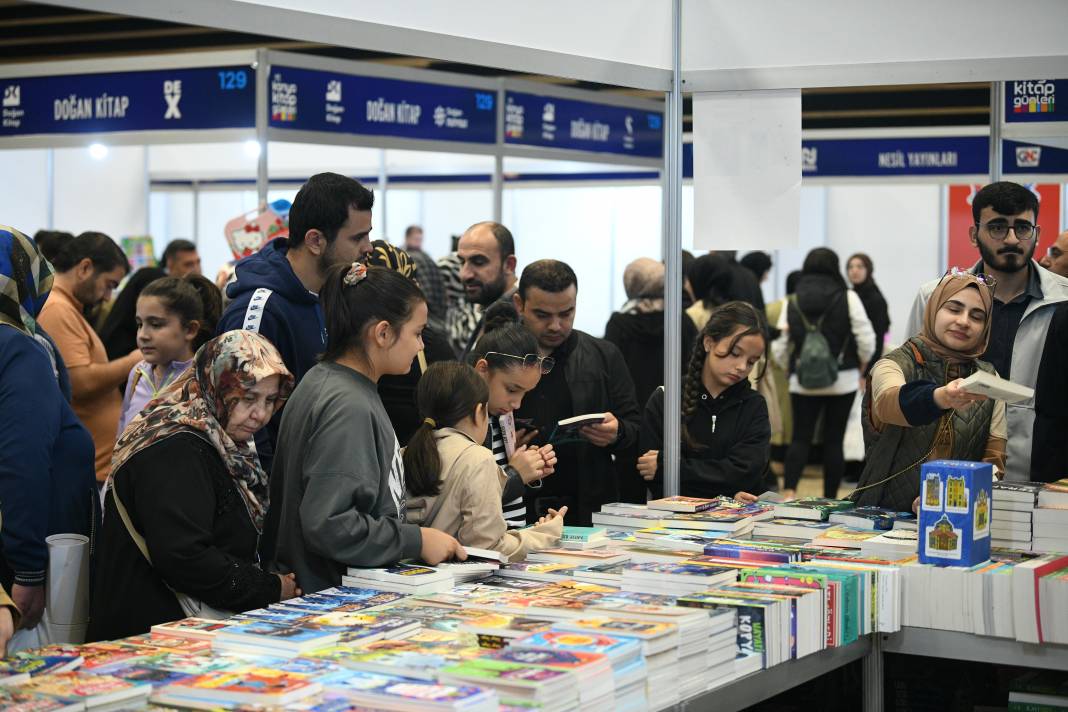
[276,573,301,601]
[934,378,989,410]
[578,412,618,447]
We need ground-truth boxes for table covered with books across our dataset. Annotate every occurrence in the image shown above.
[2,470,1067,712]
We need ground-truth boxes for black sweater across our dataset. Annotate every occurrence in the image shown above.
[88,432,280,641]
[640,379,771,499]
[1033,301,1068,482]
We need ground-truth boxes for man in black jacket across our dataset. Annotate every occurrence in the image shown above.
[513,260,641,525]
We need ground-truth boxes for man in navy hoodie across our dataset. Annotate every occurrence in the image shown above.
[217,172,375,470]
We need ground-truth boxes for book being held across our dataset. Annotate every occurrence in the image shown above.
[554,413,607,436]
[958,370,1034,404]
[647,496,719,513]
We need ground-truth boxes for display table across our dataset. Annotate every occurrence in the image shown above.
[679,635,875,712]
[882,627,1068,671]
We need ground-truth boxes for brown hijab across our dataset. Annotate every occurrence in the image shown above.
[916,273,994,363]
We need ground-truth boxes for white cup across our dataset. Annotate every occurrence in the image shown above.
[45,533,90,625]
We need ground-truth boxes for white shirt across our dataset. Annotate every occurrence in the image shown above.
[772,289,876,396]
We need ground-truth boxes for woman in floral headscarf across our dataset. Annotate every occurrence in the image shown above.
[88,330,297,641]
[0,225,96,642]
[851,271,1006,513]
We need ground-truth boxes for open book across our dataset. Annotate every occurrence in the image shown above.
[959,370,1034,404]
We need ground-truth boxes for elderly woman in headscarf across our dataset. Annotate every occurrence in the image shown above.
[851,270,1005,513]
[88,330,298,641]
[371,240,457,445]
[604,257,698,502]
[0,226,97,642]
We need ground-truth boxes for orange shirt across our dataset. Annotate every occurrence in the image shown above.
[38,283,122,482]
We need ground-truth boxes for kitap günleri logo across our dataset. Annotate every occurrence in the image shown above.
[1012,80,1055,114]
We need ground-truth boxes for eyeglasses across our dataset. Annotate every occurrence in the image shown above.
[975,220,1039,242]
[943,266,998,291]
[483,351,555,374]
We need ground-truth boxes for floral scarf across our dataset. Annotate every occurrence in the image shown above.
[0,225,53,336]
[110,330,294,530]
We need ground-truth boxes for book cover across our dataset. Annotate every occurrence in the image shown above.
[440,658,572,686]
[486,648,607,670]
[161,668,322,704]
[18,672,151,703]
[560,526,608,542]
[648,496,719,513]
[0,687,79,711]
[918,460,993,567]
[959,370,1034,403]
[215,621,339,648]
[2,656,82,677]
[150,617,231,640]
[513,630,640,658]
[773,498,856,521]
[326,670,498,705]
[561,617,676,639]
[829,506,916,531]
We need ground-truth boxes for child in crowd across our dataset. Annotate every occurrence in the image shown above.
[469,303,558,528]
[405,361,565,561]
[117,275,221,437]
[638,301,772,501]
[262,263,464,594]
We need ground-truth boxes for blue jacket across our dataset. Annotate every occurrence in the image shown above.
[217,240,327,471]
[0,327,97,589]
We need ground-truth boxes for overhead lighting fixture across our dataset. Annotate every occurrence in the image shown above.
[244,140,262,158]
[88,143,109,160]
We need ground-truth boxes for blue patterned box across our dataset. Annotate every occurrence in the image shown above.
[918,460,992,567]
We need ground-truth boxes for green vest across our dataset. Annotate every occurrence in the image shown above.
[852,338,995,512]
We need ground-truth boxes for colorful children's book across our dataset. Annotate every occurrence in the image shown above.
[1,655,82,679]
[773,498,856,521]
[213,621,340,653]
[0,687,82,711]
[322,670,499,711]
[509,630,643,667]
[155,667,323,706]
[17,672,152,708]
[150,617,232,641]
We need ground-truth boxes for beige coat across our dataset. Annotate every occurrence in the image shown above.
[406,428,562,562]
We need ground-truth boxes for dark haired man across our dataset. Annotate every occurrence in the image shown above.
[457,221,518,357]
[512,259,640,525]
[38,231,137,483]
[906,181,1068,480]
[160,238,201,277]
[217,172,375,470]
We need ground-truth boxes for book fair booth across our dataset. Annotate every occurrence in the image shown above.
[1,1,1068,710]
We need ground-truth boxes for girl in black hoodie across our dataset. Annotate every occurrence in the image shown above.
[638,302,772,500]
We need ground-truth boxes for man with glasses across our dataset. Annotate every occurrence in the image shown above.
[906,181,1068,480]
[512,259,641,525]
[1039,229,1068,279]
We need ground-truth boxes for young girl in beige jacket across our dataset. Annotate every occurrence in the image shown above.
[404,362,565,561]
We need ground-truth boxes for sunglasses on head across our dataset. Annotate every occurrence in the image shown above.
[943,267,998,293]
[483,351,555,374]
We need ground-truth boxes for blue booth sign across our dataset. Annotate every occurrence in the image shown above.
[1004,139,1068,174]
[1004,79,1068,124]
[0,66,255,136]
[504,91,662,158]
[800,136,988,177]
[683,137,986,179]
[268,66,496,144]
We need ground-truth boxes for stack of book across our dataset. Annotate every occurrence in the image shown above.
[547,618,682,708]
[620,561,737,595]
[12,672,152,709]
[647,496,720,513]
[525,548,631,568]
[591,502,669,531]
[857,529,918,559]
[315,670,500,711]
[1034,479,1068,554]
[482,647,615,710]
[559,526,610,550]
[153,666,326,708]
[1008,670,1068,712]
[703,607,741,690]
[439,657,580,712]
[752,518,840,541]
[828,506,917,531]
[992,481,1042,551]
[772,497,856,521]
[632,526,722,553]
[507,630,646,712]
[344,564,456,594]
[212,620,341,657]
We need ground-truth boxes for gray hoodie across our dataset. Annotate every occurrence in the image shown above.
[262,362,422,594]
[905,261,1068,480]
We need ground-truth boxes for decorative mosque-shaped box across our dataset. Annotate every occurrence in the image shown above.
[918,460,992,567]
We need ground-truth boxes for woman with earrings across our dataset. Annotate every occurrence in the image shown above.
[405,362,565,561]
[851,270,1005,513]
[262,263,465,595]
[638,302,772,501]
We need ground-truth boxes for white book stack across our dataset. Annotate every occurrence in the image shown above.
[1034,481,1068,554]
[343,564,454,594]
[992,482,1042,551]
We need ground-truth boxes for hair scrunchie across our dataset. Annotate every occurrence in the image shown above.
[423,417,437,428]
[343,261,368,287]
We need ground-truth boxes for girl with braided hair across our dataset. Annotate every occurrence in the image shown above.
[638,302,772,501]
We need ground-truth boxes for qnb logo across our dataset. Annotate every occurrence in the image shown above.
[1012,80,1055,114]
[801,146,818,172]
[2,85,19,108]
[1016,146,1042,168]
[163,80,182,120]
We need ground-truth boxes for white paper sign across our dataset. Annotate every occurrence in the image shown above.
[692,89,801,251]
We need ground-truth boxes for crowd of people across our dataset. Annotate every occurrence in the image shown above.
[1,176,1067,653]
